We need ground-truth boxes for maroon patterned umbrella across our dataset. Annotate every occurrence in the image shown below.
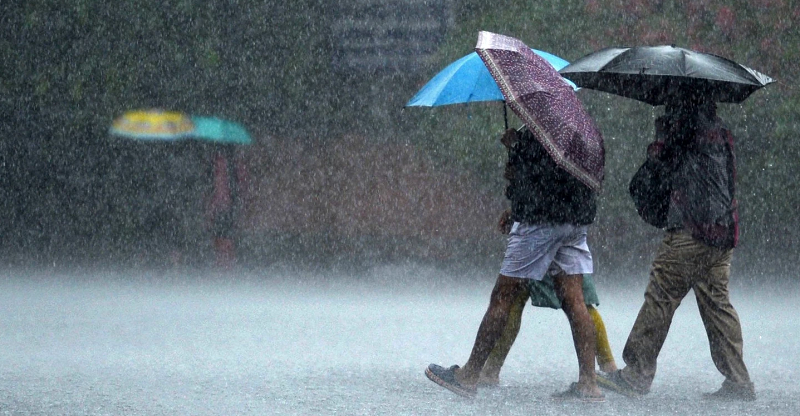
[475,31,605,191]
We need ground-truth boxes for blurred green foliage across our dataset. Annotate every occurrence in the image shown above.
[1,0,797,269]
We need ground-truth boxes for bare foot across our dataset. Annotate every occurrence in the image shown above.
[599,363,618,373]
[552,382,606,402]
[477,372,500,387]
[578,382,604,398]
[454,367,479,390]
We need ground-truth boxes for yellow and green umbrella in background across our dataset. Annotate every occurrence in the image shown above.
[109,110,252,145]
[109,109,195,141]
[106,110,251,267]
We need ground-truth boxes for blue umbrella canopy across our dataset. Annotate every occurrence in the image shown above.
[406,49,577,107]
[190,116,252,145]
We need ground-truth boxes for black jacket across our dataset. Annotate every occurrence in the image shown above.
[505,128,596,226]
[661,113,738,248]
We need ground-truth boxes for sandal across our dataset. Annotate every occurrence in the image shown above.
[425,364,477,398]
[596,370,646,398]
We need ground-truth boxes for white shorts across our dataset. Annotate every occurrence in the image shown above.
[499,222,593,281]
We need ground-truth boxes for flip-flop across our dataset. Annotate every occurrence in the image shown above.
[425,364,477,398]
[551,382,606,403]
[596,370,645,398]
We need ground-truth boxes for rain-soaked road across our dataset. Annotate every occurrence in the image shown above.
[0,265,798,415]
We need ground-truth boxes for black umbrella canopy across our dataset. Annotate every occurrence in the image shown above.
[559,45,775,105]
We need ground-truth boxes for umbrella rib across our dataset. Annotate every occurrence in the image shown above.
[435,57,471,105]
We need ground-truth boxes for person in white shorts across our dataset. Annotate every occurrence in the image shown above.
[500,222,593,280]
[476,208,617,387]
[425,126,604,402]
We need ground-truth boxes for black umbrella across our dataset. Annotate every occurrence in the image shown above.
[559,45,774,105]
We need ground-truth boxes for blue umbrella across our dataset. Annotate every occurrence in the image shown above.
[406,49,577,128]
[190,116,252,145]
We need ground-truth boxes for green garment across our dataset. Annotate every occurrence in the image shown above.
[528,274,599,309]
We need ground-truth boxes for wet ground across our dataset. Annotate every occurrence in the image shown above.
[0,265,798,415]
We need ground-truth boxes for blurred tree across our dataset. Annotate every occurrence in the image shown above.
[1,0,796,272]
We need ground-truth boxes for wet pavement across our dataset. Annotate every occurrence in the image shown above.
[0,266,797,415]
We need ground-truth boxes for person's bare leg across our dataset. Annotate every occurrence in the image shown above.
[479,288,529,385]
[554,273,601,396]
[454,274,528,388]
[588,306,618,373]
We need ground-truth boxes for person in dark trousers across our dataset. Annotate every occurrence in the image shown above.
[208,145,242,268]
[425,126,604,402]
[597,93,755,401]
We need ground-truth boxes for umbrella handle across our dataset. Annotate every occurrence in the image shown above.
[503,102,508,130]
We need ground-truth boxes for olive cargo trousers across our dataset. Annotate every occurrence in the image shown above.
[620,231,752,392]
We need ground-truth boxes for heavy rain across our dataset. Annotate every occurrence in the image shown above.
[2,1,798,415]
